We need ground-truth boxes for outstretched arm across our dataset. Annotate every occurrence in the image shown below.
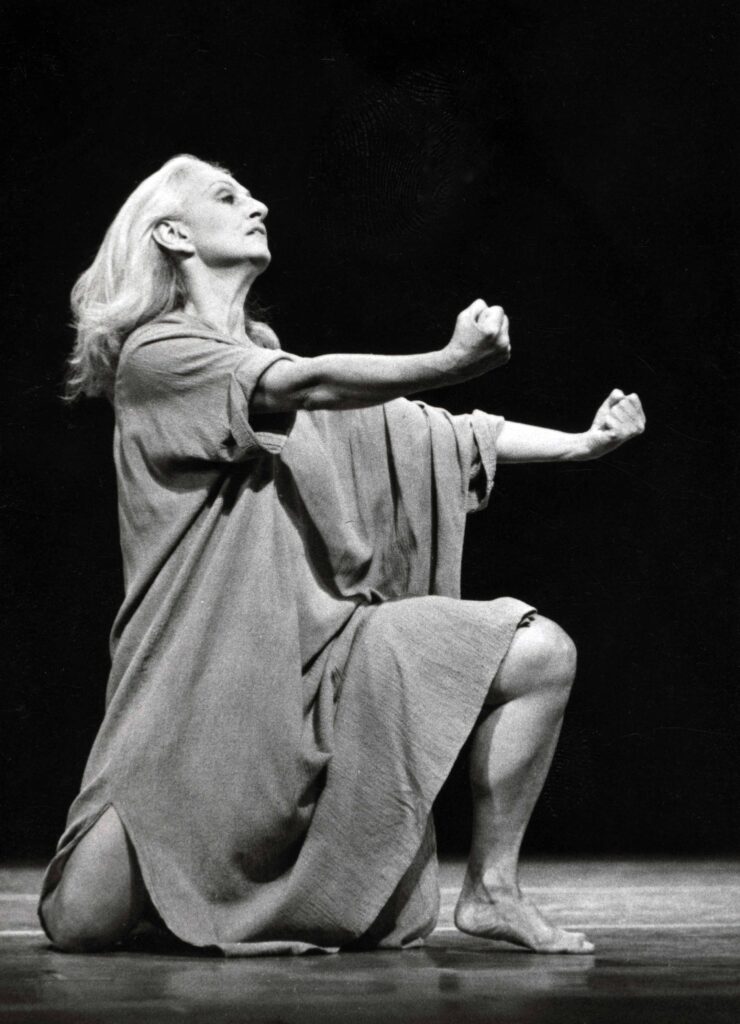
[252,300,511,413]
[497,390,646,463]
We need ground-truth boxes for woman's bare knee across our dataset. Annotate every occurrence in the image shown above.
[41,806,147,952]
[487,615,577,704]
[42,889,133,952]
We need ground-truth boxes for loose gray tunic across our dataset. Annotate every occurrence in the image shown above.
[40,312,533,954]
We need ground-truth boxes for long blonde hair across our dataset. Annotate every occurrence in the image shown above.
[65,154,267,401]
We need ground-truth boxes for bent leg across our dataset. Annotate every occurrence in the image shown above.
[455,614,594,953]
[40,806,148,952]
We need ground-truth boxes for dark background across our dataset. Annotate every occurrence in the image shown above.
[2,0,736,858]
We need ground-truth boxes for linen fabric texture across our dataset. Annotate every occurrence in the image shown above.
[39,313,533,954]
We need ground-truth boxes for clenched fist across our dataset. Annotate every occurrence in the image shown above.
[442,299,512,380]
[582,390,646,459]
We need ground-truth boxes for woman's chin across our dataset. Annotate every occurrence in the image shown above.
[243,245,271,271]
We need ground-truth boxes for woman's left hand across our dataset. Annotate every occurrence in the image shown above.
[582,389,646,459]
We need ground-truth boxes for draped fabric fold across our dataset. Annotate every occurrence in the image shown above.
[39,312,533,954]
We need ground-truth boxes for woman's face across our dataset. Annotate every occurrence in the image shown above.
[177,164,271,271]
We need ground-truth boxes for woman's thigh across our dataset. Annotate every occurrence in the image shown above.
[41,805,148,952]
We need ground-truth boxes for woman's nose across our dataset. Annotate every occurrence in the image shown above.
[247,198,268,221]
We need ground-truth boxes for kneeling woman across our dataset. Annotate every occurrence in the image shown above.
[39,155,644,956]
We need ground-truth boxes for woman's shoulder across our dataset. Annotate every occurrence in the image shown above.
[116,312,285,395]
[116,317,223,401]
[121,312,238,371]
[123,312,280,356]
[124,311,222,352]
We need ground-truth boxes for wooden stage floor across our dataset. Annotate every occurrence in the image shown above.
[2,859,738,1023]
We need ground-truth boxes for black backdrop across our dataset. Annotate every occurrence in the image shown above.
[2,0,736,858]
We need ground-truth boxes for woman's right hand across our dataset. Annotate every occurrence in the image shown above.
[442,299,511,379]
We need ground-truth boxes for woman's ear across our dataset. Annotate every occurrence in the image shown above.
[152,219,195,255]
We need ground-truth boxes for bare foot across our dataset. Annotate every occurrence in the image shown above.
[454,882,595,954]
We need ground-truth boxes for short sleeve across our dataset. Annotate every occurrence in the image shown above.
[467,409,505,512]
[117,331,296,464]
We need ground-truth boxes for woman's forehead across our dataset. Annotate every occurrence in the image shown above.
[195,165,233,189]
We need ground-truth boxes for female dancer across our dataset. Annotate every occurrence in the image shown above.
[40,155,644,955]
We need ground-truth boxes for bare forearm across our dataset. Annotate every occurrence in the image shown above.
[496,421,591,463]
[251,300,512,414]
[253,349,466,413]
[497,389,646,462]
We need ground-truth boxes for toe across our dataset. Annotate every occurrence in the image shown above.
[568,933,594,954]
